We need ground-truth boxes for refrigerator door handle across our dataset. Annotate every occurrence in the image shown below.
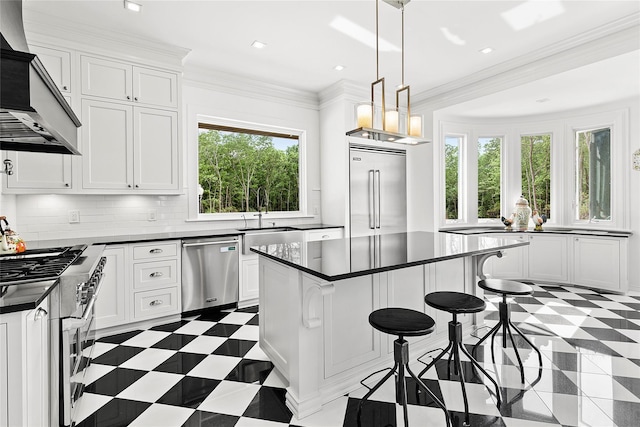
[375,170,381,229]
[369,169,376,229]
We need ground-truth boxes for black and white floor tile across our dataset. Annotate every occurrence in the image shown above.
[76,283,640,426]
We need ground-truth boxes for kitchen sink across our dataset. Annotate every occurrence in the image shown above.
[241,228,304,254]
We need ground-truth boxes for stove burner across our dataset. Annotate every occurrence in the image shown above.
[0,246,85,285]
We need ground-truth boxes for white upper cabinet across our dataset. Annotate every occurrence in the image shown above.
[81,56,178,108]
[3,150,72,190]
[81,99,179,192]
[132,67,178,108]
[134,107,179,190]
[30,45,72,93]
[82,99,134,190]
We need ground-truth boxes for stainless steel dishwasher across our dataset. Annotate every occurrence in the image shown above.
[181,236,239,312]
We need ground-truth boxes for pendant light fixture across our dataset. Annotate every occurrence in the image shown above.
[346,0,429,145]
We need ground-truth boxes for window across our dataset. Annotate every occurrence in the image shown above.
[198,123,300,214]
[575,127,611,221]
[444,135,462,221]
[521,133,551,219]
[477,137,502,219]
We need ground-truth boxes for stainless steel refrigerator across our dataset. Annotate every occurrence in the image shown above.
[349,144,407,237]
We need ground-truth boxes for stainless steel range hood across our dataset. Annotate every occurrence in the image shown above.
[0,0,81,155]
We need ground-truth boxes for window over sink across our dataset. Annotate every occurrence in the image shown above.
[197,121,303,216]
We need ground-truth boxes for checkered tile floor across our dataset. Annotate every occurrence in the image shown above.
[76,283,640,427]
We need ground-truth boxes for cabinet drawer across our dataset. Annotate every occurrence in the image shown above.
[306,228,343,242]
[132,242,178,260]
[133,260,178,289]
[133,287,179,320]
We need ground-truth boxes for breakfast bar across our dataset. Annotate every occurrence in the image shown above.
[251,231,529,419]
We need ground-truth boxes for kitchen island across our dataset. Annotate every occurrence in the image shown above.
[251,231,529,419]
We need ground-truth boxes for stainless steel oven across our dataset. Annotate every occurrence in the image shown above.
[47,245,106,427]
[0,244,106,426]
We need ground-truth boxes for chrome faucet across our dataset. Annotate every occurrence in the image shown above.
[254,208,265,228]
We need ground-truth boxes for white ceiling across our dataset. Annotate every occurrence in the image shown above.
[22,0,640,117]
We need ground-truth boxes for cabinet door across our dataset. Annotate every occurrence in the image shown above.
[81,56,132,102]
[95,246,129,330]
[527,234,568,282]
[4,150,71,190]
[81,99,134,189]
[30,45,72,93]
[24,301,49,427]
[133,107,179,190]
[240,256,259,303]
[488,234,528,279]
[0,323,7,427]
[573,237,620,291]
[132,67,178,108]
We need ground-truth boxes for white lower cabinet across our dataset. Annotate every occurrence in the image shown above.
[0,298,49,427]
[95,246,128,330]
[305,227,343,242]
[487,234,528,279]
[240,255,259,307]
[573,237,626,292]
[95,241,181,333]
[527,234,569,282]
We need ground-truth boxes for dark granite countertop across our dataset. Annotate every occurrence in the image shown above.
[0,280,56,314]
[251,231,529,282]
[24,224,343,249]
[443,227,631,238]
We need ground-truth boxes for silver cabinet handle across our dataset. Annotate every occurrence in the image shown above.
[149,248,163,254]
[63,85,68,90]
[149,300,163,306]
[134,97,139,101]
[149,272,163,278]
[322,235,330,239]
[126,95,131,100]
[34,307,48,320]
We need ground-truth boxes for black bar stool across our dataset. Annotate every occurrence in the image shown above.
[357,307,452,427]
[472,279,543,383]
[418,291,501,427]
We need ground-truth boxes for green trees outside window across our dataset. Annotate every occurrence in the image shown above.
[521,134,551,218]
[444,136,461,220]
[576,128,611,221]
[198,126,299,214]
[478,137,502,219]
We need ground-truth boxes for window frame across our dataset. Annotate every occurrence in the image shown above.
[436,107,629,231]
[194,115,307,221]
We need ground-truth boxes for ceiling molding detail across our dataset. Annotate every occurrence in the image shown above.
[413,13,640,110]
[23,9,190,68]
[183,66,319,111]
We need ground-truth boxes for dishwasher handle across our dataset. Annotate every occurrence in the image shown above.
[182,239,239,248]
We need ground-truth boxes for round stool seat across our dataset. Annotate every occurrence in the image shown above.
[478,279,533,296]
[425,291,486,314]
[369,308,435,337]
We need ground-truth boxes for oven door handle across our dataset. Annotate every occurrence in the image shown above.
[62,280,102,332]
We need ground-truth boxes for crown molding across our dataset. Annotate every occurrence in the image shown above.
[23,9,190,69]
[413,13,640,110]
[183,65,319,111]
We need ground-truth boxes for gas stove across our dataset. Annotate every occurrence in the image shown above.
[0,245,87,285]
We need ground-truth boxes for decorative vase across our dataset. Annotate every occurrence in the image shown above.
[513,196,532,231]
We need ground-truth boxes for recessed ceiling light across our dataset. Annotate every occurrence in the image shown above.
[334,65,345,71]
[251,40,267,49]
[124,0,142,12]
[479,47,494,54]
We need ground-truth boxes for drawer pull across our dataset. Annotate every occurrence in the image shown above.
[149,272,164,278]
[322,235,330,239]
[149,299,163,306]
[149,248,163,254]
